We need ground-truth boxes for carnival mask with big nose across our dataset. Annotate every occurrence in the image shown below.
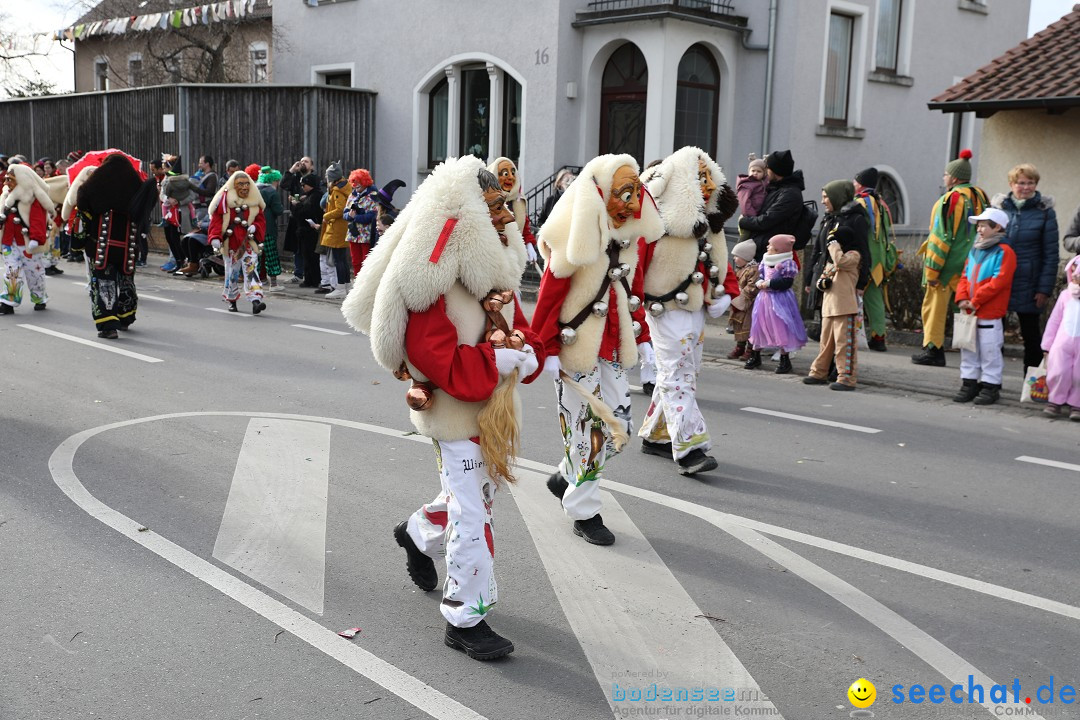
[484,187,514,236]
[606,165,641,229]
[496,160,517,193]
[699,159,716,204]
[234,176,251,199]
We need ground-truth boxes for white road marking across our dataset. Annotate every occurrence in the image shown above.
[48,413,488,720]
[213,419,330,615]
[510,471,782,717]
[206,307,251,316]
[136,292,174,303]
[628,383,643,392]
[18,325,163,363]
[1017,455,1080,473]
[292,323,349,336]
[740,406,881,434]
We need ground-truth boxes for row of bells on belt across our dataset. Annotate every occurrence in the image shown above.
[559,304,644,346]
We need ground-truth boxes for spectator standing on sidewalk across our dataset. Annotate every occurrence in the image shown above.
[991,163,1059,371]
[1040,257,1080,420]
[804,226,862,390]
[343,168,377,277]
[746,234,806,373]
[257,166,285,291]
[912,149,989,367]
[737,149,806,262]
[318,161,351,299]
[293,173,324,289]
[1063,202,1080,256]
[853,167,897,352]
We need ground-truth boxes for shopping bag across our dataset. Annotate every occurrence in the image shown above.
[951,311,977,353]
[1020,359,1049,404]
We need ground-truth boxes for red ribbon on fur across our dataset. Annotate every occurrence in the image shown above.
[429,217,458,264]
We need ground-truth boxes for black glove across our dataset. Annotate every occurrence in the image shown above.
[692,219,709,240]
[710,185,739,229]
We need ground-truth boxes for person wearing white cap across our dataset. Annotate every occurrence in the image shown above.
[952,207,1016,406]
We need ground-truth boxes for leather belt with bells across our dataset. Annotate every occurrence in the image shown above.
[643,235,720,315]
[558,242,636,345]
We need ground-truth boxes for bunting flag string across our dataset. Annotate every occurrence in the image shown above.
[34,0,263,45]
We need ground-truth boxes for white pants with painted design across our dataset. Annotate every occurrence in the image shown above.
[552,358,631,521]
[960,317,1004,385]
[407,438,497,629]
[2,246,47,307]
[223,250,263,304]
[638,308,710,460]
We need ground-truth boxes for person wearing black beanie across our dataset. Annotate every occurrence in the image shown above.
[738,149,806,261]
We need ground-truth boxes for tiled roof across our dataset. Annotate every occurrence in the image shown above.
[928,3,1080,113]
[76,0,271,26]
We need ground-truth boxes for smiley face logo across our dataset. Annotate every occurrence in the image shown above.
[847,678,876,708]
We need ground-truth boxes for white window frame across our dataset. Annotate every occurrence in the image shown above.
[249,41,269,84]
[871,0,915,76]
[310,62,355,87]
[127,52,142,87]
[819,1,868,129]
[94,57,110,91]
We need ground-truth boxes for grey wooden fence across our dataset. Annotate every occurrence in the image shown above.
[0,83,376,177]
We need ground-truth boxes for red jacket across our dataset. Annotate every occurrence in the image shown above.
[208,201,266,253]
[2,201,48,248]
[955,242,1016,320]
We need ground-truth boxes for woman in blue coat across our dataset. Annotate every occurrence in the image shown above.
[992,163,1059,369]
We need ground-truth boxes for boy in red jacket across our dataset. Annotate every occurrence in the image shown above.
[953,208,1016,406]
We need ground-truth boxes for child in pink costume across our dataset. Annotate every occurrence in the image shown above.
[1041,256,1080,420]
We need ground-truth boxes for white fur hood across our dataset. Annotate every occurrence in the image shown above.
[1,164,56,227]
[342,155,527,372]
[641,145,727,238]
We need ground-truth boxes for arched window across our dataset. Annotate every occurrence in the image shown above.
[428,78,449,168]
[600,43,648,165]
[878,172,905,225]
[674,44,720,156]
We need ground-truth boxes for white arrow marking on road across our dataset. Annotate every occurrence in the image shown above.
[292,323,350,336]
[213,419,330,615]
[18,324,164,363]
[740,406,882,434]
[509,470,783,718]
[1017,455,1080,473]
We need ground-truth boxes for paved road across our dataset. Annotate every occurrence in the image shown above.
[1,266,1078,720]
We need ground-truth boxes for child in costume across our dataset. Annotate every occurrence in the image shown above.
[746,234,806,372]
[1040,256,1080,420]
[728,239,759,360]
[952,208,1016,406]
[804,226,862,390]
[342,157,544,661]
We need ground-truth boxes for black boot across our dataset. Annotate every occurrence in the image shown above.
[228,301,238,312]
[911,346,946,367]
[973,383,1001,406]
[393,521,438,591]
[640,439,672,458]
[952,379,980,403]
[97,328,119,340]
[641,381,655,396]
[677,448,718,476]
[33,302,46,311]
[868,335,887,352]
[0,303,13,315]
[252,299,266,315]
[573,514,615,545]
[546,472,568,500]
[744,350,762,370]
[444,620,514,661]
[44,265,63,276]
[775,353,793,374]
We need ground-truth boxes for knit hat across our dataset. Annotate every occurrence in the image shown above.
[66,150,85,163]
[325,160,343,184]
[747,153,766,173]
[823,179,854,213]
[854,167,878,188]
[257,166,282,184]
[765,149,794,177]
[732,239,757,262]
[300,173,320,189]
[945,149,973,183]
[769,234,796,253]
[967,207,1009,230]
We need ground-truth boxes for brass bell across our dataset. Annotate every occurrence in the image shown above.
[507,330,526,350]
[483,296,504,313]
[632,320,643,337]
[499,290,514,305]
[698,251,708,262]
[592,300,609,318]
[648,301,665,317]
[627,295,641,313]
[488,328,508,348]
[675,292,690,306]
[710,264,720,277]
[691,271,705,285]
[406,384,434,411]
[560,327,578,345]
[393,363,412,381]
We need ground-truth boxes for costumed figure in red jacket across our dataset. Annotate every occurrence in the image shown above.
[68,154,157,338]
[488,157,540,266]
[342,156,545,661]
[637,146,740,475]
[532,153,664,546]
[0,163,54,314]
[208,170,267,314]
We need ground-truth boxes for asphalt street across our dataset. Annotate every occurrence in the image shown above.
[1,263,1078,720]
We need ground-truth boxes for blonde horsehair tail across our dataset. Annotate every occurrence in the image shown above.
[477,370,520,488]
[558,371,629,452]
